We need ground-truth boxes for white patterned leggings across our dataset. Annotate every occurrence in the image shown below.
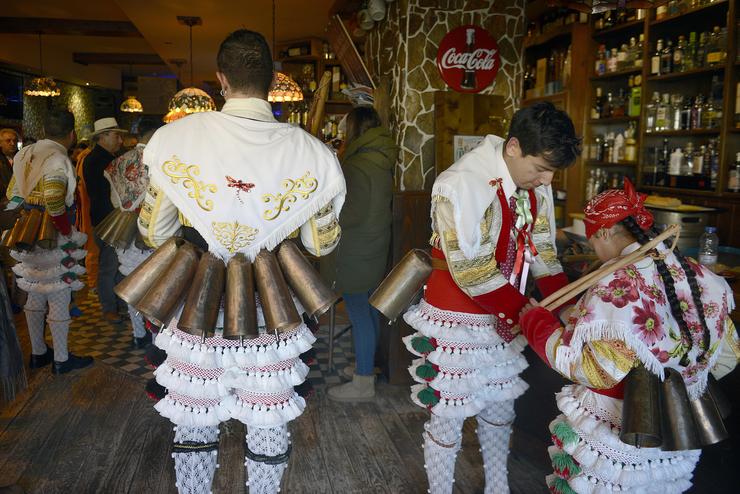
[24,288,72,362]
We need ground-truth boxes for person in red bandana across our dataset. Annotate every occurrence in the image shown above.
[404,102,581,494]
[519,179,739,494]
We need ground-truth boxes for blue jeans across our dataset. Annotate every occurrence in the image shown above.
[343,291,380,376]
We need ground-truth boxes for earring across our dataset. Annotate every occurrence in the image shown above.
[220,88,226,97]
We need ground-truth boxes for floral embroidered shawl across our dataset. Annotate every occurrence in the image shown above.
[556,242,734,399]
[105,144,148,211]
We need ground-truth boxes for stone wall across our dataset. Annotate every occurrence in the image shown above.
[366,0,525,191]
[22,81,99,141]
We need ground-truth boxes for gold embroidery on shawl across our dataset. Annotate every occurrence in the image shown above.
[162,156,217,211]
[449,255,500,287]
[262,171,318,221]
[212,221,259,253]
[591,340,637,374]
[533,214,550,234]
[581,345,617,389]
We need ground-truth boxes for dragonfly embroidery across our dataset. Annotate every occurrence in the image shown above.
[226,175,255,203]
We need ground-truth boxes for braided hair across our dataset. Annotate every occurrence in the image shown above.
[620,216,711,364]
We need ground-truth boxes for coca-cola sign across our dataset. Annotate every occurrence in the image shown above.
[436,25,500,93]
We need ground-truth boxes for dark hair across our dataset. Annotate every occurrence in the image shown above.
[135,117,162,139]
[217,29,274,97]
[621,217,710,362]
[508,101,581,169]
[44,110,75,139]
[345,106,381,145]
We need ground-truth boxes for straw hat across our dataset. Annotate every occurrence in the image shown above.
[91,117,126,136]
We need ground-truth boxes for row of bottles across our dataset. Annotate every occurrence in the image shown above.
[656,0,722,20]
[645,82,723,132]
[587,123,638,163]
[523,45,571,94]
[595,37,643,75]
[593,8,646,30]
[525,9,587,38]
[585,169,633,200]
[643,137,720,189]
[649,28,727,76]
[591,76,642,119]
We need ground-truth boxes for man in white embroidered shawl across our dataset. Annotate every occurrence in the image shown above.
[403,102,581,493]
[6,110,91,375]
[138,30,345,494]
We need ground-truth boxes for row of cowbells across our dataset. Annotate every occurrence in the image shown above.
[1,208,58,251]
[114,237,338,341]
[94,209,140,250]
[620,364,731,451]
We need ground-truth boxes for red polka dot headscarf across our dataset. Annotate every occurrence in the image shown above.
[583,178,654,239]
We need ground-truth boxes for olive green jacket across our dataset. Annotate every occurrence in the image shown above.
[323,126,397,294]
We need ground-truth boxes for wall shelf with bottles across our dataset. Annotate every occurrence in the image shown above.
[588,116,640,124]
[647,65,725,81]
[650,0,728,26]
[586,160,639,166]
[591,67,642,80]
[647,128,723,136]
[593,19,645,38]
[523,24,574,48]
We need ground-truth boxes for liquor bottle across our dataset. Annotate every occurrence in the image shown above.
[729,152,740,192]
[655,93,670,131]
[671,94,683,130]
[657,138,670,186]
[651,39,663,75]
[702,96,717,129]
[706,26,723,66]
[683,142,695,176]
[681,96,692,129]
[669,147,684,176]
[710,139,719,188]
[595,45,607,75]
[604,92,614,118]
[629,37,640,68]
[612,89,626,117]
[646,91,660,131]
[461,28,477,89]
[629,75,642,117]
[673,35,686,72]
[691,93,704,129]
[607,48,619,72]
[592,87,604,119]
[702,140,713,177]
[617,43,629,70]
[694,145,706,175]
[685,32,697,71]
[695,32,707,69]
[661,40,674,74]
[562,45,572,85]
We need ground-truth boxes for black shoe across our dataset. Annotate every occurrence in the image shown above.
[52,353,94,375]
[133,331,153,349]
[29,347,54,369]
[144,344,167,368]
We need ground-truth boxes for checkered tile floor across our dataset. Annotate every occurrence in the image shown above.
[62,286,355,388]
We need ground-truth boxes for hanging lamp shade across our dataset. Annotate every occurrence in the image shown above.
[24,76,60,97]
[163,87,216,123]
[268,72,304,103]
[120,95,144,113]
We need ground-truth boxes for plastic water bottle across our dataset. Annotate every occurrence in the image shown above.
[698,226,719,270]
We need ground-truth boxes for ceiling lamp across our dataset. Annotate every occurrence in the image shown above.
[164,16,215,123]
[269,72,304,102]
[164,87,215,123]
[120,95,144,113]
[25,34,60,97]
[268,0,303,103]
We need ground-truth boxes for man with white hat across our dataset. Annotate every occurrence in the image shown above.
[83,117,126,323]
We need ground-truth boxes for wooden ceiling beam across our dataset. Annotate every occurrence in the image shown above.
[0,17,143,37]
[73,52,163,66]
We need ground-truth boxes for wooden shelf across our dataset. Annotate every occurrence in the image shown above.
[650,0,729,27]
[586,160,639,166]
[645,129,721,136]
[522,91,568,105]
[591,67,642,80]
[326,99,351,105]
[647,65,725,81]
[523,24,572,49]
[727,127,740,133]
[588,116,640,124]
[641,185,718,196]
[280,55,320,63]
[592,19,645,38]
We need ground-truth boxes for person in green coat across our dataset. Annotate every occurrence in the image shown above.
[327,106,397,402]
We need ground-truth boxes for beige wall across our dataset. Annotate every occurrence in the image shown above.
[366,0,525,191]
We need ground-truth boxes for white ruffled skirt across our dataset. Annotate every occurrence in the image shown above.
[11,229,87,293]
[402,298,529,418]
[547,385,700,494]
[154,299,314,429]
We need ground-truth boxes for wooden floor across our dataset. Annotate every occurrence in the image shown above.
[1,353,738,494]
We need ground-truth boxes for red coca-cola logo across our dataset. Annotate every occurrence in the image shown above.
[436,25,500,93]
